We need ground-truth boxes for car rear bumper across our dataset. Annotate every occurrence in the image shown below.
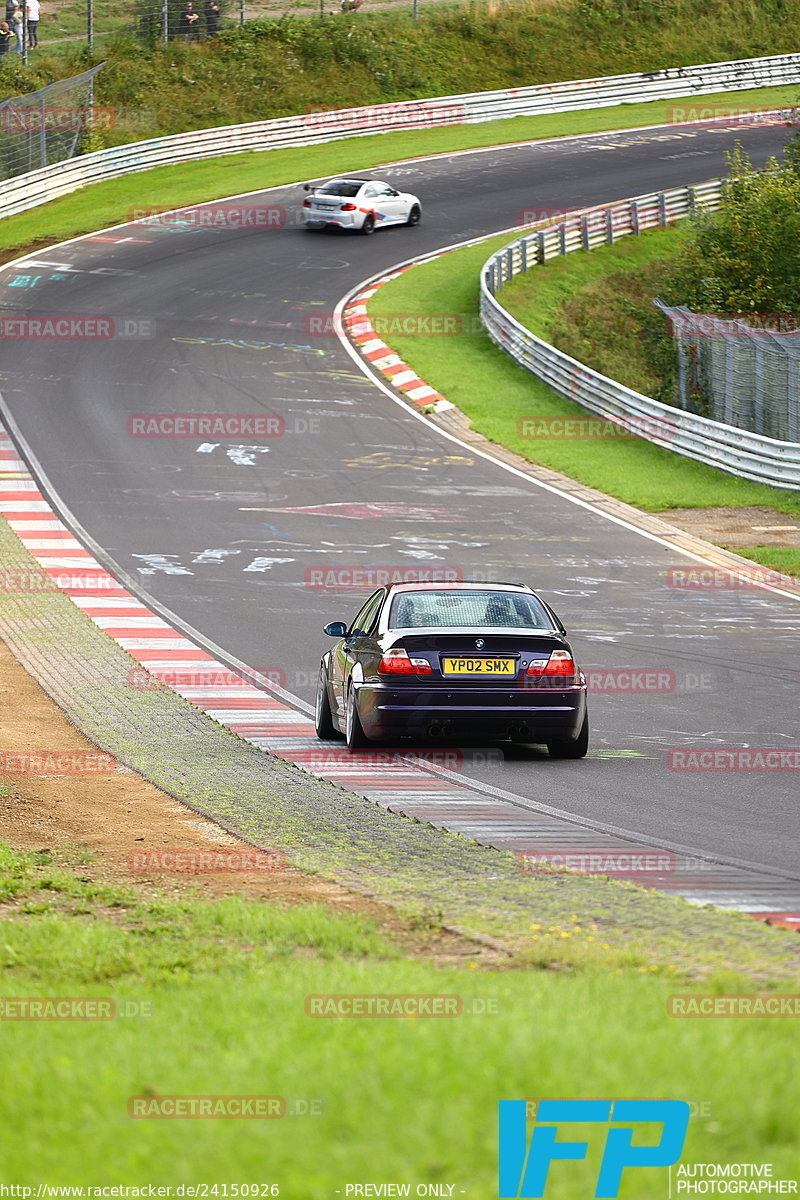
[304,212,360,229]
[354,682,587,742]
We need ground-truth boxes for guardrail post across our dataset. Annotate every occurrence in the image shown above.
[631,199,640,236]
[506,247,514,280]
[658,192,668,227]
[789,359,799,441]
[754,345,766,437]
[39,95,47,169]
[605,208,614,245]
[558,223,566,256]
[536,231,545,265]
[581,214,590,250]
[687,187,696,214]
[520,239,527,273]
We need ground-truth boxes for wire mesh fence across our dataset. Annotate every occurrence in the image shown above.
[0,64,103,179]
[655,301,800,442]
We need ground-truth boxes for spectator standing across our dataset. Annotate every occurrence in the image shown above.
[25,0,38,46]
[0,19,12,52]
[11,0,22,50]
[204,0,219,35]
[179,1,199,39]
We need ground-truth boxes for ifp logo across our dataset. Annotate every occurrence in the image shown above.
[498,1099,690,1197]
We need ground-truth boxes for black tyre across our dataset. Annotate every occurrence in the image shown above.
[547,713,589,759]
[406,204,421,227]
[345,685,369,750]
[315,668,341,740]
[360,213,376,236]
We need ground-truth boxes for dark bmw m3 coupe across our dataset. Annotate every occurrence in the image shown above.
[314,581,588,757]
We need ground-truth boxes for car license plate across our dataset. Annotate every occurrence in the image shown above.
[441,657,516,676]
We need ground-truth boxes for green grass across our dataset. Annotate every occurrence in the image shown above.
[499,227,686,340]
[733,545,800,577]
[500,223,685,397]
[1,843,799,1188]
[7,0,800,144]
[368,231,800,516]
[2,81,800,256]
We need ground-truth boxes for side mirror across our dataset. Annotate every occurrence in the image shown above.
[304,183,311,191]
[389,189,399,196]
[323,621,347,637]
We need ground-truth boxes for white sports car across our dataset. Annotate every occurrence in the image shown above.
[302,178,422,235]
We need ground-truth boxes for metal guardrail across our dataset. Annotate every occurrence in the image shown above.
[2,51,800,217]
[479,181,800,489]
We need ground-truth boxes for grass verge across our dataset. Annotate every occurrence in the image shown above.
[367,229,800,516]
[1,83,799,258]
[733,546,800,577]
[1,842,799,1187]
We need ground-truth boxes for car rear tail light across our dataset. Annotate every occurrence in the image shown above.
[302,198,312,207]
[526,650,576,676]
[378,649,432,676]
[340,203,357,211]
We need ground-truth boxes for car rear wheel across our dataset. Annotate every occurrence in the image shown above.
[315,668,341,740]
[360,213,376,236]
[406,204,421,226]
[345,685,369,750]
[547,713,589,759]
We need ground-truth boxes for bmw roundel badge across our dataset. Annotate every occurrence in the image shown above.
[475,638,485,648]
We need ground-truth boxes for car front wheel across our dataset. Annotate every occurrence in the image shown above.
[360,213,376,236]
[406,204,421,226]
[315,668,342,740]
[345,685,369,750]
[547,713,589,759]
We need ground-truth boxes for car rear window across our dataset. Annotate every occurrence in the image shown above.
[389,590,553,629]
[318,181,362,197]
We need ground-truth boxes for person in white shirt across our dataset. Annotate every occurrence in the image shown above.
[25,0,38,47]
[11,0,23,52]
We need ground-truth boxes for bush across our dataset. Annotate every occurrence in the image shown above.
[661,142,800,315]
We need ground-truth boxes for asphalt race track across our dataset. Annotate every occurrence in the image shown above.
[1,118,798,882]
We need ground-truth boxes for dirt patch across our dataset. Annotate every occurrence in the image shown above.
[0,239,64,270]
[660,506,800,549]
[0,637,504,965]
